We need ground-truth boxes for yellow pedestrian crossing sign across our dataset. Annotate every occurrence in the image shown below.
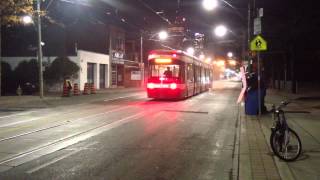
[250,35,267,51]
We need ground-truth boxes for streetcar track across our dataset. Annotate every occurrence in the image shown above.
[0,95,146,128]
[0,112,146,166]
[162,110,209,114]
[0,105,132,143]
[0,98,179,143]
[0,93,144,122]
[26,141,99,174]
[0,111,37,119]
[0,96,196,168]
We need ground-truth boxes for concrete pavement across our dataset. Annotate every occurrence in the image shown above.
[0,81,241,179]
[0,83,320,180]
[239,87,320,180]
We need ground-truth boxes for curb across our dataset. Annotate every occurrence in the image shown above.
[0,88,144,108]
[232,104,241,179]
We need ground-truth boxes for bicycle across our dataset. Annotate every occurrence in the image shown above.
[269,101,302,161]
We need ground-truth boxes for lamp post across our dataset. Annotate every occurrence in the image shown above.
[140,33,144,87]
[22,9,43,99]
[24,1,44,98]
[0,9,2,96]
[37,0,44,98]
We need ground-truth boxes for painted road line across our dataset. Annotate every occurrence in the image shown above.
[26,142,98,174]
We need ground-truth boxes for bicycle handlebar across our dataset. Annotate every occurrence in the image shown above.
[271,101,291,112]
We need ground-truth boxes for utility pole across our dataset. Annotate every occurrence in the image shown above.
[140,33,144,87]
[0,9,2,96]
[247,2,251,51]
[37,0,44,98]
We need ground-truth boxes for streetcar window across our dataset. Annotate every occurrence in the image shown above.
[150,65,180,78]
[187,63,194,82]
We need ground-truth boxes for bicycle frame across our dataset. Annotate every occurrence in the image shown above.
[270,101,302,161]
[272,105,291,157]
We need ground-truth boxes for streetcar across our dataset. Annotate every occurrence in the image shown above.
[146,49,213,99]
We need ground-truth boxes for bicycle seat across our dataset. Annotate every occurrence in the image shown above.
[281,101,290,106]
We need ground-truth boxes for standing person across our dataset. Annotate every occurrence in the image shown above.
[163,67,173,77]
[66,78,73,97]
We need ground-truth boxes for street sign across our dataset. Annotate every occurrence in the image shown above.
[259,8,264,17]
[250,35,267,51]
[253,17,261,35]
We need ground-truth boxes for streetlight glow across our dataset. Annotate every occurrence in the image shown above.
[22,15,33,24]
[205,57,212,64]
[214,25,227,37]
[187,47,195,55]
[202,0,218,11]
[158,31,168,40]
[227,52,233,58]
[228,60,237,66]
[199,54,205,60]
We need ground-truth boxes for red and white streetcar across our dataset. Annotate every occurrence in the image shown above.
[146,49,213,99]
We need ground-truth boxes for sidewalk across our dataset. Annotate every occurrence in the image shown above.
[239,88,320,180]
[0,87,144,109]
[239,108,281,180]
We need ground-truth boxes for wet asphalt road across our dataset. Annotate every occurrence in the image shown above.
[0,81,241,180]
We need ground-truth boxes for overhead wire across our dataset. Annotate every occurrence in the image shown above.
[136,0,172,25]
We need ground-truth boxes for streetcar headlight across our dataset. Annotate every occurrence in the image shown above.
[147,83,155,89]
[170,83,177,90]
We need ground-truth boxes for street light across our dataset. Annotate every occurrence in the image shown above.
[187,47,195,55]
[158,31,168,40]
[22,15,33,24]
[214,25,227,37]
[227,52,233,58]
[202,0,218,11]
[205,57,212,64]
[199,54,205,60]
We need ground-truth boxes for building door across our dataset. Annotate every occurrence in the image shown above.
[117,65,124,86]
[100,64,106,89]
[111,64,117,86]
[87,63,94,84]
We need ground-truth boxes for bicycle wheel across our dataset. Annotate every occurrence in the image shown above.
[270,128,302,161]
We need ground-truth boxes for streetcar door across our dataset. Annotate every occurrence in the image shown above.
[186,63,194,96]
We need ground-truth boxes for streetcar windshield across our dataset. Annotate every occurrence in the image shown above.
[150,64,181,78]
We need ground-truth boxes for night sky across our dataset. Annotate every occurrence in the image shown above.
[2,0,320,82]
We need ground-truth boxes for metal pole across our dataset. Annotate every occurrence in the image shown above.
[37,0,44,98]
[257,51,261,116]
[0,12,2,96]
[247,2,251,50]
[140,34,144,87]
